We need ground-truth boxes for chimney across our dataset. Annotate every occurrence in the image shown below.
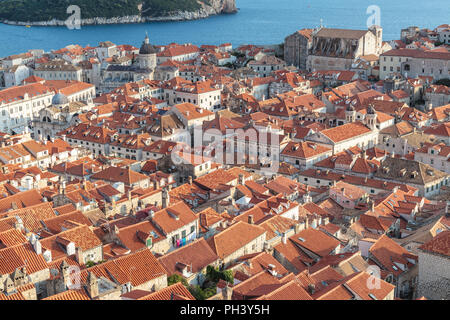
[86,272,99,299]
[60,180,67,195]
[60,260,70,285]
[14,216,24,231]
[307,284,316,295]
[162,187,170,209]
[294,223,301,234]
[5,277,14,295]
[34,240,42,255]
[281,232,287,244]
[82,177,87,190]
[188,176,193,185]
[75,247,85,265]
[222,284,233,300]
[248,215,254,225]
[43,250,52,263]
[263,241,272,253]
[238,174,244,185]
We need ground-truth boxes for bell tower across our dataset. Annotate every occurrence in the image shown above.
[138,32,157,70]
[345,105,356,123]
[366,104,378,130]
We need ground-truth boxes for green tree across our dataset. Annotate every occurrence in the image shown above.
[188,285,216,300]
[435,78,450,87]
[206,265,234,285]
[85,261,96,268]
[167,274,188,287]
[0,0,209,22]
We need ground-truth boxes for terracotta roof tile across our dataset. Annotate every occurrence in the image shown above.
[208,221,266,260]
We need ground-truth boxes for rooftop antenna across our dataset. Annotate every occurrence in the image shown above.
[320,18,324,29]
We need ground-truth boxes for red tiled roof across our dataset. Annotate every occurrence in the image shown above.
[158,238,218,276]
[320,122,372,143]
[138,282,195,300]
[152,201,198,235]
[207,221,266,260]
[419,230,450,257]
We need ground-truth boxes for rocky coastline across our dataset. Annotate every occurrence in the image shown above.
[0,0,238,27]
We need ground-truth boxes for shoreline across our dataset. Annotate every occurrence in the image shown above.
[0,9,238,27]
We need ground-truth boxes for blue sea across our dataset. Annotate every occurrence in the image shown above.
[0,0,448,57]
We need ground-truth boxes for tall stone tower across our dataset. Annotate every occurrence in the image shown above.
[162,187,170,209]
[345,105,356,123]
[369,25,383,55]
[366,105,378,130]
[138,32,157,70]
[86,272,99,299]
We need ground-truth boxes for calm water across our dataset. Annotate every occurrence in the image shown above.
[0,0,448,57]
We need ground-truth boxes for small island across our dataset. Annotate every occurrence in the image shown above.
[0,0,237,26]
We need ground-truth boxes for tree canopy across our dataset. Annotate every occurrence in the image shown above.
[0,0,209,22]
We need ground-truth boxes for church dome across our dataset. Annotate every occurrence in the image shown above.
[52,92,69,105]
[139,34,157,55]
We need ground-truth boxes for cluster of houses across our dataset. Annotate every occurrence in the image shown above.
[0,23,449,301]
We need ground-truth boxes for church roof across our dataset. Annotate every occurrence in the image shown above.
[315,28,370,39]
[139,34,157,55]
[52,92,69,105]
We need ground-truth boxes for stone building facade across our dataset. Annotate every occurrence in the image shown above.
[417,231,450,300]
[284,29,313,70]
[307,26,383,72]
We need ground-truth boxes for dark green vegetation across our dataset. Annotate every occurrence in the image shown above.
[0,0,210,22]
[166,266,234,300]
[435,78,450,87]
